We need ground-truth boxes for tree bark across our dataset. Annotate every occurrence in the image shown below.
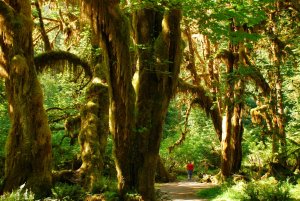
[34,0,51,51]
[269,5,287,159]
[155,155,173,182]
[77,82,109,191]
[231,79,244,173]
[0,1,52,197]
[82,0,136,196]
[81,1,182,200]
[220,50,235,178]
[133,8,182,201]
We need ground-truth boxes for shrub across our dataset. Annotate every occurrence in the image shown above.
[51,183,86,201]
[209,177,293,201]
[290,183,300,200]
[0,184,34,201]
[197,186,222,200]
[240,177,291,201]
[91,177,118,194]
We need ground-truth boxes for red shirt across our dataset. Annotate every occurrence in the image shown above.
[187,163,194,171]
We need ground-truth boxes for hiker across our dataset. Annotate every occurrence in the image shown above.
[186,161,194,180]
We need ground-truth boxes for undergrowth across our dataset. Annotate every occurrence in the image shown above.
[197,177,300,201]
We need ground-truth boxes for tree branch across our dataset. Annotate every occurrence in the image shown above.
[34,0,51,51]
[34,50,93,78]
[178,78,222,141]
[0,1,15,28]
[168,101,192,153]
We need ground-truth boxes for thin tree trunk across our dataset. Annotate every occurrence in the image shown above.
[231,79,244,173]
[34,0,51,51]
[269,4,286,158]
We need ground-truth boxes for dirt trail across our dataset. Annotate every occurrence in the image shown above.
[158,181,216,201]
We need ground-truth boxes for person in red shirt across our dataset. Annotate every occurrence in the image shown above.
[186,161,194,180]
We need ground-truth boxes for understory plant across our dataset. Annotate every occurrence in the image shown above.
[0,184,34,201]
[198,177,297,201]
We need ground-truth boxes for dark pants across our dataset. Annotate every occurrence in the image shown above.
[187,170,193,180]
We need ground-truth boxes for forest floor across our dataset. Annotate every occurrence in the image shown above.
[157,181,216,201]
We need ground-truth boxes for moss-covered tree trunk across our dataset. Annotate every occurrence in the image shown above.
[231,78,244,173]
[81,0,136,196]
[81,1,181,199]
[220,50,235,178]
[77,82,109,191]
[269,6,286,159]
[0,1,52,196]
[156,155,173,182]
[133,9,182,200]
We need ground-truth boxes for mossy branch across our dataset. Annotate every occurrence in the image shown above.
[168,100,192,153]
[178,78,222,141]
[245,66,271,97]
[34,50,92,78]
[0,1,15,27]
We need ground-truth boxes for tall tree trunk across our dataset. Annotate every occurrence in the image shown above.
[77,81,109,191]
[134,9,182,201]
[275,68,286,155]
[0,1,52,197]
[231,79,244,173]
[220,50,235,178]
[81,1,181,199]
[269,4,286,159]
[81,0,136,196]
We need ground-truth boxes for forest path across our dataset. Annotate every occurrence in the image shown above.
[157,181,216,201]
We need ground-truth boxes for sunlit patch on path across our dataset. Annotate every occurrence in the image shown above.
[158,181,216,201]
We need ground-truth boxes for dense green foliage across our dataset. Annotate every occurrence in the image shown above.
[197,178,300,201]
[161,99,220,173]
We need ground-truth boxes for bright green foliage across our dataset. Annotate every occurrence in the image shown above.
[161,99,220,173]
[0,81,9,162]
[41,73,85,110]
[198,177,295,201]
[40,73,85,169]
[290,183,300,200]
[0,184,34,201]
[196,185,222,200]
[51,182,86,201]
[90,177,117,194]
[183,0,270,44]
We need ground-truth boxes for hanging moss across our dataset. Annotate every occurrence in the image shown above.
[34,50,93,78]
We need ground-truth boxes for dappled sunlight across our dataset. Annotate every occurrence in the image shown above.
[159,182,217,201]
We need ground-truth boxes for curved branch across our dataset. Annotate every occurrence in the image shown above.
[46,107,65,112]
[178,78,222,141]
[168,101,192,153]
[239,51,271,97]
[34,50,93,78]
[245,66,271,97]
